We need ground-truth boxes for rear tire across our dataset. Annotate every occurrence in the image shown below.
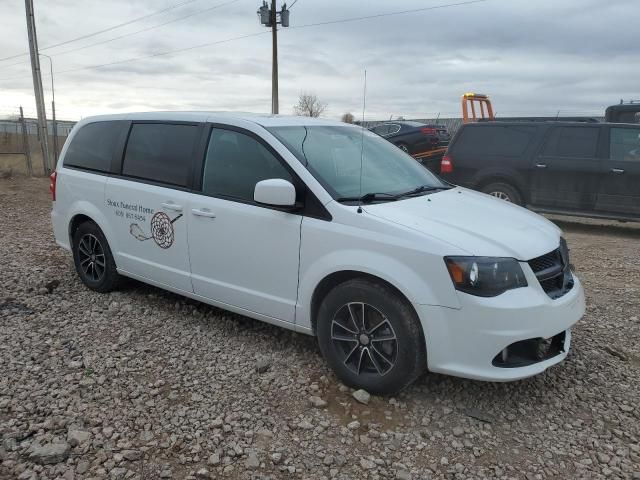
[316,279,426,394]
[396,142,410,154]
[72,221,121,293]
[481,182,523,206]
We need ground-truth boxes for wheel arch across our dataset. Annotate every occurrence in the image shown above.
[66,202,119,259]
[309,270,419,336]
[476,174,527,203]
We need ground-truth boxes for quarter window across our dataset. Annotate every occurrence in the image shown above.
[455,125,537,156]
[122,123,199,187]
[541,127,599,158]
[371,125,389,136]
[202,128,293,202]
[610,127,640,162]
[63,121,125,172]
[387,124,401,135]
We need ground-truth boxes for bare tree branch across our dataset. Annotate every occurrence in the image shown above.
[293,92,327,117]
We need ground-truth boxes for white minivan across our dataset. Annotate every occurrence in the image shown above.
[51,112,585,393]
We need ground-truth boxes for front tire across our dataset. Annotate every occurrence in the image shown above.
[72,222,121,293]
[316,279,426,394]
[481,182,523,205]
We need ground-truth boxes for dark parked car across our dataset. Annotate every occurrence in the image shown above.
[440,121,640,221]
[369,121,450,155]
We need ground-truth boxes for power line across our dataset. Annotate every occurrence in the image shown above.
[24,0,242,64]
[0,0,241,70]
[0,0,487,83]
[290,0,487,30]
[0,0,202,63]
[8,31,270,81]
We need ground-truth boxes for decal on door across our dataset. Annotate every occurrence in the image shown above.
[129,212,183,249]
[106,199,183,249]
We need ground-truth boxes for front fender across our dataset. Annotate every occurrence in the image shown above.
[296,248,461,331]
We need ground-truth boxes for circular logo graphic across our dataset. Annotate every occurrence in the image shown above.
[150,211,175,249]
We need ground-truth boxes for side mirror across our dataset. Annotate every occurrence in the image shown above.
[254,179,297,207]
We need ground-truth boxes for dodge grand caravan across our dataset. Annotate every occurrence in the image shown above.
[51,112,585,394]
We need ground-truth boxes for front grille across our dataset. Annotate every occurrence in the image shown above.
[528,239,574,299]
[528,249,562,273]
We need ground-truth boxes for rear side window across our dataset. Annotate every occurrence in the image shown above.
[63,121,124,172]
[122,123,199,187]
[616,111,640,124]
[371,125,389,136]
[454,125,537,156]
[201,128,293,202]
[541,126,599,158]
[610,127,640,162]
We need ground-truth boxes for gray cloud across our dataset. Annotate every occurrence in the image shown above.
[0,0,638,120]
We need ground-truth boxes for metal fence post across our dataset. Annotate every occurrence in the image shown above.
[19,106,33,176]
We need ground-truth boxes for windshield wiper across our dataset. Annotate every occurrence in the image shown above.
[393,184,451,198]
[336,185,451,204]
[336,192,399,204]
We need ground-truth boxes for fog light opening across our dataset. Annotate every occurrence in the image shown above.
[492,330,567,368]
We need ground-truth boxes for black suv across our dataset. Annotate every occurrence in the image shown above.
[440,121,640,221]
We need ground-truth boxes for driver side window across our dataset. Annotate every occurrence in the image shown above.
[202,128,293,202]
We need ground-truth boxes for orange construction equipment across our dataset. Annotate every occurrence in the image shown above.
[413,147,447,161]
[461,93,494,123]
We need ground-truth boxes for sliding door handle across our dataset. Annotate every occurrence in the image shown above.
[535,163,547,169]
[610,168,625,174]
[191,208,216,218]
[161,202,183,212]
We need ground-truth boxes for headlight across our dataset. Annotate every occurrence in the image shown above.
[444,256,528,297]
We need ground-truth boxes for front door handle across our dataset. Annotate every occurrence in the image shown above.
[161,202,183,212]
[535,163,547,169]
[610,168,625,174]
[191,208,216,218]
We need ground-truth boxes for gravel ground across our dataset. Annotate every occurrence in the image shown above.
[1,176,639,480]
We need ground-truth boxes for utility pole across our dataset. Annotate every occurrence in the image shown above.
[258,1,290,114]
[24,0,51,175]
[270,0,278,114]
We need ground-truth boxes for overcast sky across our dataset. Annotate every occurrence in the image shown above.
[0,0,638,121]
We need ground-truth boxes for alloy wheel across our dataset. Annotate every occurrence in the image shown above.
[489,191,512,202]
[331,302,398,376]
[77,233,106,282]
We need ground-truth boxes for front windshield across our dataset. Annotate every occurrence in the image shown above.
[268,125,447,201]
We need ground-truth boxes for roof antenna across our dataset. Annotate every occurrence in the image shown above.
[357,69,367,214]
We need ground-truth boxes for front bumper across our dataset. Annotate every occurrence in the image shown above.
[417,272,585,382]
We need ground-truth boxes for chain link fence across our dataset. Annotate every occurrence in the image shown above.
[0,110,76,177]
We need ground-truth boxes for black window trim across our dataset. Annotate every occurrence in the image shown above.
[114,120,205,192]
[192,122,331,221]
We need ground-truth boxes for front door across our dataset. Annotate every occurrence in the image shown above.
[105,122,202,293]
[530,125,602,211]
[188,126,302,322]
[595,125,640,217]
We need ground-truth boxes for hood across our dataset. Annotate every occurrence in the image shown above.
[363,187,561,260]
